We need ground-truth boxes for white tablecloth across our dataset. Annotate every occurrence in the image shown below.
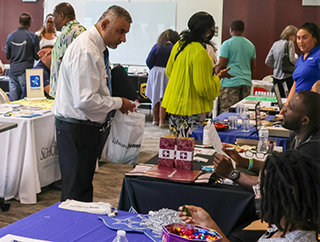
[0,104,60,204]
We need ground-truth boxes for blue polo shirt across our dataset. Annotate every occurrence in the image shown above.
[5,27,40,76]
[292,46,320,93]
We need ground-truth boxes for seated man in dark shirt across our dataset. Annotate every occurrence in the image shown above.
[213,90,320,188]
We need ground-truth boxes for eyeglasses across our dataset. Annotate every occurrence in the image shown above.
[245,149,266,159]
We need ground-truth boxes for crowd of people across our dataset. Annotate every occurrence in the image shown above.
[1,3,320,242]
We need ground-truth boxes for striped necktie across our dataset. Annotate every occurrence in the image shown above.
[103,48,112,96]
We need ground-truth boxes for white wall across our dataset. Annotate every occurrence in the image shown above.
[44,0,223,67]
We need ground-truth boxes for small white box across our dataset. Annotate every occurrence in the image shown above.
[267,126,291,138]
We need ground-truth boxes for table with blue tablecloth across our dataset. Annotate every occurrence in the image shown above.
[0,203,158,242]
[191,112,290,150]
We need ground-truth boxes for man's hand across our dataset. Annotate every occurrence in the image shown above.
[119,98,135,114]
[213,153,234,178]
[222,145,248,168]
[217,67,234,79]
[37,48,51,59]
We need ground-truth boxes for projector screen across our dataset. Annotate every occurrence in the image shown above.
[302,0,320,5]
[84,2,176,66]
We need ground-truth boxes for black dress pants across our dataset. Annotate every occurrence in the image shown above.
[55,118,100,202]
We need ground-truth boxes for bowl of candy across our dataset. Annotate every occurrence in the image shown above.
[214,122,229,131]
[162,223,222,242]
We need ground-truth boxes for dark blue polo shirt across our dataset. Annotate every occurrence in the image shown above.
[5,27,40,76]
[33,60,50,87]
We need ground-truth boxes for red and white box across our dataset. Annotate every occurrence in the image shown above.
[158,135,176,168]
[175,137,195,170]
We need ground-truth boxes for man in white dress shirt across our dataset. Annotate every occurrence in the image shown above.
[54,5,135,202]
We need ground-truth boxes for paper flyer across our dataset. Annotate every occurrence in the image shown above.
[0,234,52,242]
[208,124,236,168]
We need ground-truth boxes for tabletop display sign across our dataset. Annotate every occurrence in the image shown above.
[255,102,261,135]
[25,69,46,100]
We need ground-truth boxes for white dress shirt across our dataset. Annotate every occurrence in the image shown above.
[53,25,122,123]
[0,59,5,75]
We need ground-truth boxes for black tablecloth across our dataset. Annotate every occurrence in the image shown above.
[118,154,258,237]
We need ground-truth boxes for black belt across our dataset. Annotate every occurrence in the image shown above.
[56,116,102,127]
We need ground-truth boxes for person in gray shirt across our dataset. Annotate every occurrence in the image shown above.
[265,25,298,97]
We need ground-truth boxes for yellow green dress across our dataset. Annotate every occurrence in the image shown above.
[162,41,220,116]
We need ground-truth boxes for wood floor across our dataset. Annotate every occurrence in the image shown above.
[0,118,169,228]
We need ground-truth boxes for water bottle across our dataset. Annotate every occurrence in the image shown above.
[203,119,211,145]
[112,230,129,242]
[257,123,269,153]
[241,109,250,132]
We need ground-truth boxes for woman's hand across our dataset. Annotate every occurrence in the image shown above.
[217,67,234,79]
[178,205,214,228]
[178,205,230,242]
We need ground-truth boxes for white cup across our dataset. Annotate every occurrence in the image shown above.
[236,104,245,116]
[228,116,238,129]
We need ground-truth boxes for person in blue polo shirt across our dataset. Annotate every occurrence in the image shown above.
[5,12,40,101]
[286,22,320,104]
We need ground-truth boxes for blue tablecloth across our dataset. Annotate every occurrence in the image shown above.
[0,203,157,242]
[191,112,289,150]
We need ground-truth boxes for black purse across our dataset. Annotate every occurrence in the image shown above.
[281,41,295,74]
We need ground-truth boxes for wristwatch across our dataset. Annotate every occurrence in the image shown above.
[229,170,240,181]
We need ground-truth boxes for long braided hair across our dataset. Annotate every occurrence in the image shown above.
[260,150,320,238]
[175,12,214,60]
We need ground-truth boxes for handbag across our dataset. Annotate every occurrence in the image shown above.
[100,110,145,165]
[281,41,295,74]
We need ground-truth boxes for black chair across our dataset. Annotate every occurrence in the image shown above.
[111,65,139,101]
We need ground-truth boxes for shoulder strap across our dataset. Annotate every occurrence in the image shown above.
[284,41,289,55]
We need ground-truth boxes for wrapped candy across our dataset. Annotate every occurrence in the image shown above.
[162,223,223,241]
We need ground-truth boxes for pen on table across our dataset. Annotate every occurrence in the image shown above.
[42,110,51,114]
[194,144,213,148]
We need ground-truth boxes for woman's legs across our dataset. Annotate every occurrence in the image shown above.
[159,99,167,127]
[152,102,160,125]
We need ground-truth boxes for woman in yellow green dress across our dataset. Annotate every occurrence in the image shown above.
[162,11,233,137]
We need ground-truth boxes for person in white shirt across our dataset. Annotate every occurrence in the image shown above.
[54,5,135,202]
[0,60,4,75]
[35,13,59,49]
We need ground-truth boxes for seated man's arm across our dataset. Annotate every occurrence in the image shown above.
[44,85,50,95]
[213,153,259,189]
[222,146,264,173]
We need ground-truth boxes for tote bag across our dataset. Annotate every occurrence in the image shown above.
[101,110,145,165]
[281,41,295,74]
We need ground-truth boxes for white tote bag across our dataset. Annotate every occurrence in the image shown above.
[101,110,145,165]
